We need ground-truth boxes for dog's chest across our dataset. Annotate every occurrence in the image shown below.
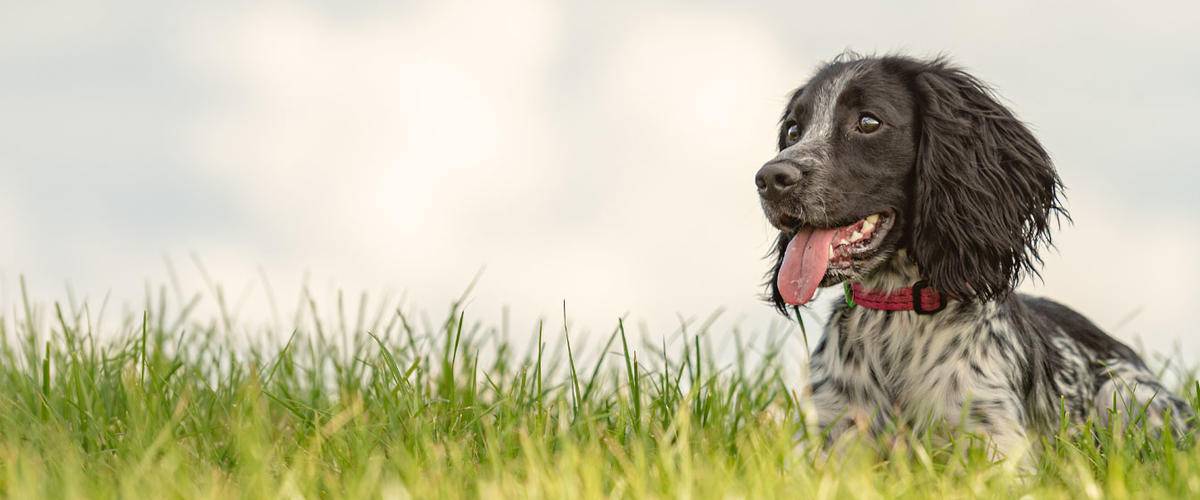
[829,306,1007,418]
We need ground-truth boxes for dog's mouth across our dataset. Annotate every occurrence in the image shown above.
[777,211,895,306]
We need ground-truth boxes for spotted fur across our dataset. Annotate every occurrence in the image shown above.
[805,255,1190,460]
[757,54,1192,460]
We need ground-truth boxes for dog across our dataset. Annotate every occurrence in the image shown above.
[755,54,1192,459]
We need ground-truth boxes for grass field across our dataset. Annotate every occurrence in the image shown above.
[2,279,1198,499]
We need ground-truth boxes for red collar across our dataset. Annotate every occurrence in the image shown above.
[847,280,947,315]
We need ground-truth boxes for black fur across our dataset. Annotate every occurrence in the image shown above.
[764,56,1067,308]
[907,59,1067,301]
[755,54,1192,456]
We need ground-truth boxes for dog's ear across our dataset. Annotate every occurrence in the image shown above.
[909,61,1066,301]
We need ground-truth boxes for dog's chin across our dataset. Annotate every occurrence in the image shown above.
[811,210,900,287]
[762,206,804,232]
[819,243,898,287]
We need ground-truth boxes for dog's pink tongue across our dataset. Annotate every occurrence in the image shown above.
[777,228,837,305]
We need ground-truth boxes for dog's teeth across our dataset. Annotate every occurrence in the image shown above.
[838,239,849,246]
[861,220,875,233]
[866,214,879,224]
[849,231,863,242]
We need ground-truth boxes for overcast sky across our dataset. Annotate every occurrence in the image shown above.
[2,1,1198,360]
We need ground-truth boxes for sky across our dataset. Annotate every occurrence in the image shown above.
[2,1,1199,362]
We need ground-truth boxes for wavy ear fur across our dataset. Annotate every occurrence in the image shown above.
[910,59,1066,301]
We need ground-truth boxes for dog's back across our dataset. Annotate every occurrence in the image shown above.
[1024,296,1193,433]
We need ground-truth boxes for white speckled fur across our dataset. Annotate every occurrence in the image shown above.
[804,252,1191,461]
[765,56,1193,461]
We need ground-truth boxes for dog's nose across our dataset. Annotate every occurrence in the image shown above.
[755,162,802,199]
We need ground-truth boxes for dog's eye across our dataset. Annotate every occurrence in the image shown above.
[857,114,882,134]
[785,123,800,144]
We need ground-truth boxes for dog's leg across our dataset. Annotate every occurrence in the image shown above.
[808,377,855,438]
[794,372,879,461]
[803,347,877,446]
[978,413,1033,466]
[1093,360,1193,437]
[950,358,1035,468]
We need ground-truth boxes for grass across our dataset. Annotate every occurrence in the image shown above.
[1,277,1199,499]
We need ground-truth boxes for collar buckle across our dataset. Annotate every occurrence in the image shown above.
[911,280,946,315]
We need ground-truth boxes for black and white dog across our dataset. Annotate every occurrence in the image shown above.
[756,54,1191,458]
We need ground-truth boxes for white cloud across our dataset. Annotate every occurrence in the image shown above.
[182,5,552,258]
[3,0,1197,362]
[175,1,807,348]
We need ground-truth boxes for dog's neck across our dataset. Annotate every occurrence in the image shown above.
[854,249,925,292]
[849,251,1004,316]
[841,250,988,324]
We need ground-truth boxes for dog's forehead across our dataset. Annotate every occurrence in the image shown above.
[789,61,875,114]
[787,60,917,125]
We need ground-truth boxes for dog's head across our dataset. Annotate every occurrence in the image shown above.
[758,55,1065,311]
